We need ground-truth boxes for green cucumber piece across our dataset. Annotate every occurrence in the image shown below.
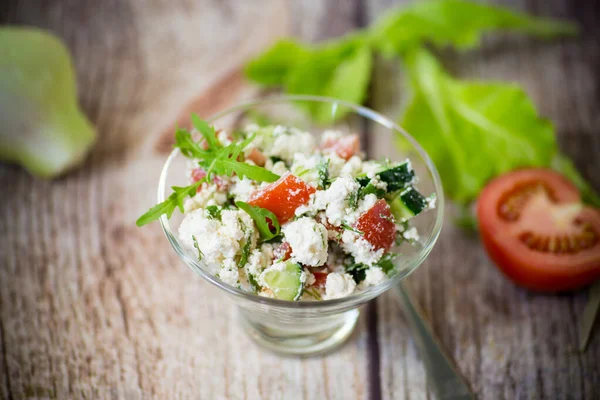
[261,261,304,301]
[389,186,428,221]
[357,161,415,193]
[378,162,415,192]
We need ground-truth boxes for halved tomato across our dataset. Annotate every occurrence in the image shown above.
[248,172,315,224]
[477,168,600,292]
[355,199,396,252]
[322,134,360,160]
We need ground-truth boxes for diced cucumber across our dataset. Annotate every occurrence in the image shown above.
[357,161,415,193]
[389,186,428,221]
[261,261,304,301]
[378,161,415,192]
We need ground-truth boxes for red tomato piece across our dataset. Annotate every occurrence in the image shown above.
[246,148,267,167]
[355,199,396,252]
[191,168,228,191]
[248,172,315,224]
[273,241,292,261]
[477,168,600,292]
[322,134,360,160]
[311,268,329,288]
[191,168,207,182]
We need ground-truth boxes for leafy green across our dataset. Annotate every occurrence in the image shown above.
[247,273,260,293]
[236,201,281,241]
[399,48,556,203]
[192,235,204,261]
[136,181,202,226]
[371,0,578,57]
[346,254,397,283]
[341,222,363,236]
[551,154,600,208]
[244,1,575,123]
[316,158,330,189]
[238,235,252,268]
[138,117,281,226]
[0,27,96,178]
[191,113,220,149]
[205,205,222,220]
[244,39,311,86]
[285,37,373,122]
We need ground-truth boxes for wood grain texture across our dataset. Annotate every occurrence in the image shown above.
[1,0,599,399]
[367,0,600,399]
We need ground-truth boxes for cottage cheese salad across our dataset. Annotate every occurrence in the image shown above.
[137,115,435,301]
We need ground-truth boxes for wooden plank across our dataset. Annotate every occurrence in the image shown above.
[0,0,376,399]
[366,0,600,399]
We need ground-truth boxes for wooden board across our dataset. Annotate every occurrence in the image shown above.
[1,0,599,399]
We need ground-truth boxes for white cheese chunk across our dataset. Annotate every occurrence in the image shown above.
[324,272,356,299]
[282,217,328,267]
[358,266,387,289]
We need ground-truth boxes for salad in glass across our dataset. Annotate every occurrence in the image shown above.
[138,115,435,302]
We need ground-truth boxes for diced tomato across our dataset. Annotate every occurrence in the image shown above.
[317,214,342,240]
[191,168,228,191]
[274,241,292,261]
[248,172,315,224]
[322,134,360,160]
[246,148,267,167]
[311,267,329,288]
[191,168,207,182]
[355,199,396,251]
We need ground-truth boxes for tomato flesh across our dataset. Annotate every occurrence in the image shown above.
[191,168,228,191]
[311,269,329,288]
[246,148,267,166]
[477,168,600,292]
[273,241,292,261]
[248,172,315,224]
[355,199,396,252]
[322,134,360,160]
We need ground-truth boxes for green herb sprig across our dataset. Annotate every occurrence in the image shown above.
[236,201,281,241]
[137,115,280,226]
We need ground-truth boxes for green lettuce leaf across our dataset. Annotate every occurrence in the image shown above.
[244,39,311,86]
[284,36,372,122]
[371,0,578,57]
[399,48,557,203]
[0,27,96,178]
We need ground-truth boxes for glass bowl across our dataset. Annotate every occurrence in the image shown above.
[158,95,444,356]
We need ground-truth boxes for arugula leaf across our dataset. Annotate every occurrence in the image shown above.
[175,128,212,160]
[191,113,220,149]
[245,39,311,86]
[136,180,202,226]
[210,134,280,182]
[236,201,281,241]
[400,48,557,203]
[371,0,578,57]
[285,37,372,122]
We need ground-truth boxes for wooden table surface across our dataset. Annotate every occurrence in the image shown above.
[1,0,599,399]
